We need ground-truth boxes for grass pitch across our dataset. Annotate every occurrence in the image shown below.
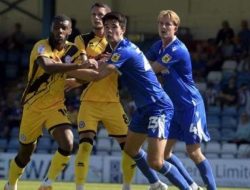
[1,180,249,190]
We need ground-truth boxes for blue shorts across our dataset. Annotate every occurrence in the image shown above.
[129,96,174,139]
[168,102,210,144]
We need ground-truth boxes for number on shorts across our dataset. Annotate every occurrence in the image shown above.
[189,123,198,135]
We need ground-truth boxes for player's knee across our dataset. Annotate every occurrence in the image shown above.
[79,137,94,146]
[17,142,36,166]
[187,149,205,163]
[147,158,163,170]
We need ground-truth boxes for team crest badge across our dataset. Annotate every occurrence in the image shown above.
[162,54,172,63]
[78,121,85,129]
[111,53,121,62]
[20,133,27,143]
[38,45,45,54]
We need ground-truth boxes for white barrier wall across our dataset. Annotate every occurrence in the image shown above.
[0,153,250,188]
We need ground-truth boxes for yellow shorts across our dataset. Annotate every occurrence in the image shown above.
[19,105,71,144]
[77,101,129,137]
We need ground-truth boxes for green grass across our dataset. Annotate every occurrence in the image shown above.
[1,180,249,190]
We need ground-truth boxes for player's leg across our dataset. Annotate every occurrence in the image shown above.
[146,112,190,190]
[39,107,74,190]
[5,107,40,190]
[103,102,136,190]
[165,139,201,190]
[5,143,36,190]
[184,104,216,190]
[182,104,216,190]
[165,117,201,190]
[75,102,99,190]
[124,109,168,190]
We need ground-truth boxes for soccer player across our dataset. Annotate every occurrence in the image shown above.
[69,3,135,190]
[146,10,217,190]
[68,11,194,190]
[4,15,90,190]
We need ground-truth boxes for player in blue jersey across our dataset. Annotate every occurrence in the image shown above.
[67,11,194,190]
[146,10,217,190]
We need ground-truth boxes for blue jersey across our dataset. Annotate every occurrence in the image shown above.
[146,37,203,110]
[107,38,171,108]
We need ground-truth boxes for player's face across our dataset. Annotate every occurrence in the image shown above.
[158,16,177,40]
[51,20,72,44]
[91,7,107,30]
[104,19,125,46]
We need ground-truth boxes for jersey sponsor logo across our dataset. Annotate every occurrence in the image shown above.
[78,120,85,129]
[172,46,177,52]
[37,45,45,54]
[161,54,172,64]
[65,55,72,64]
[111,53,121,62]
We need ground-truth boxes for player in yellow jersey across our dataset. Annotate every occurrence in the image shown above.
[4,15,93,190]
[68,3,136,190]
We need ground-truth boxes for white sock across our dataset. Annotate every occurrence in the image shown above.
[76,184,84,190]
[42,178,53,186]
[190,182,199,190]
[122,183,131,190]
[150,180,160,188]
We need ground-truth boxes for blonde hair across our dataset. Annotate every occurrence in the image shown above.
[157,10,180,27]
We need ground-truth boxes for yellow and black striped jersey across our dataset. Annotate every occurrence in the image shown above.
[75,32,119,102]
[21,39,81,110]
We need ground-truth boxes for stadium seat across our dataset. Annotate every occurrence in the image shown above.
[97,128,109,139]
[36,137,52,153]
[222,60,237,71]
[220,128,235,141]
[237,144,250,158]
[205,142,221,158]
[7,138,19,152]
[0,139,8,152]
[207,105,221,116]
[221,106,238,117]
[208,128,221,142]
[173,142,187,158]
[221,116,237,130]
[111,140,121,152]
[96,138,111,155]
[207,115,221,129]
[196,82,207,94]
[207,71,222,85]
[221,143,237,158]
[10,127,19,137]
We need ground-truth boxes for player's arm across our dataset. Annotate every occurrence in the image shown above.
[149,61,167,74]
[36,56,85,74]
[66,60,116,82]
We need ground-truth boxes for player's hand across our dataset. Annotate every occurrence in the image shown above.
[79,59,98,69]
[65,78,81,92]
[98,52,112,61]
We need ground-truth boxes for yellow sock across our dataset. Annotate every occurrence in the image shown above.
[121,151,136,184]
[8,159,25,186]
[75,143,93,185]
[47,150,70,181]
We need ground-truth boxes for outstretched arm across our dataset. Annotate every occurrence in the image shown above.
[66,60,116,82]
[36,56,85,74]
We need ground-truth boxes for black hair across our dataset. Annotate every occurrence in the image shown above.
[102,11,127,29]
[53,14,71,24]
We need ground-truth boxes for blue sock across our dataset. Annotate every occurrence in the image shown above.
[167,154,194,185]
[197,159,216,190]
[159,161,190,190]
[133,149,159,184]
